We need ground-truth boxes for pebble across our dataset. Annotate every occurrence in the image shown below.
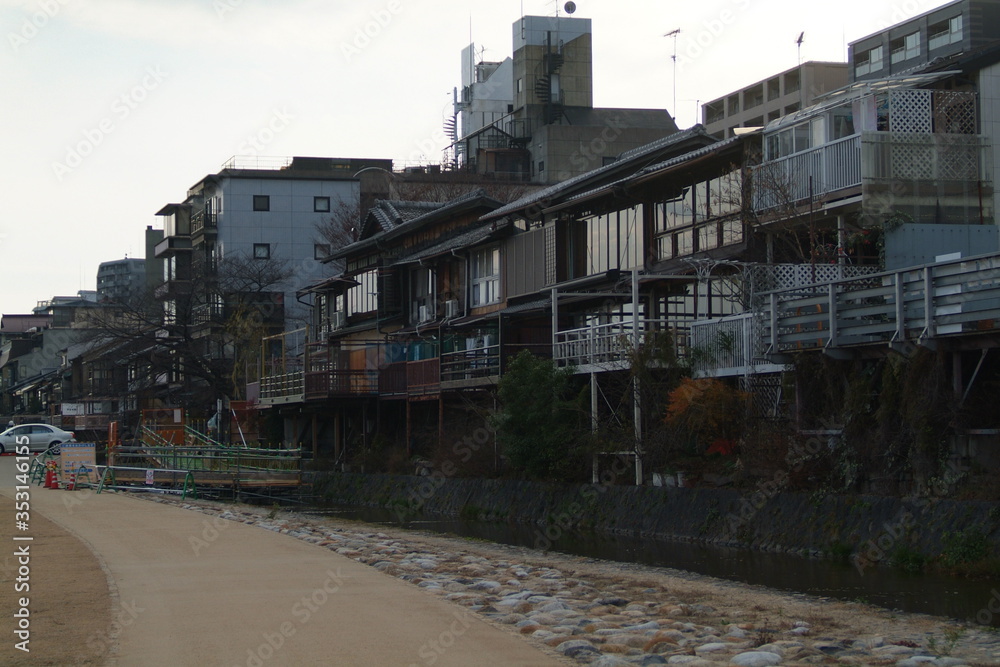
[149,497,1000,666]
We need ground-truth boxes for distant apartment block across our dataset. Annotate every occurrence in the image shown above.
[849,0,1000,82]
[96,258,146,303]
[155,156,390,324]
[702,62,848,139]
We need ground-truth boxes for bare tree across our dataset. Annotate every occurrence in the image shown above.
[82,251,291,417]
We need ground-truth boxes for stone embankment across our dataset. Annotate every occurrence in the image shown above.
[312,473,1000,563]
[146,496,1000,666]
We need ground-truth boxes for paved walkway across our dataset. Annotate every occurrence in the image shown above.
[0,456,564,666]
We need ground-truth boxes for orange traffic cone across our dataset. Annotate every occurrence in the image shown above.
[67,473,76,491]
[44,469,56,489]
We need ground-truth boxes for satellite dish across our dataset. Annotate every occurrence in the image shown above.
[564,1,577,14]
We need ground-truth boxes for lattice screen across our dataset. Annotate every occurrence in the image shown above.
[889,90,933,133]
[890,132,936,180]
[740,373,783,419]
[934,134,982,181]
[544,224,557,286]
[933,91,977,134]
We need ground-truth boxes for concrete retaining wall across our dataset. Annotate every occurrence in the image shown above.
[311,472,1000,562]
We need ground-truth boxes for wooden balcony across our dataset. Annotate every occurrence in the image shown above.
[259,371,304,405]
[304,368,379,399]
[378,361,407,397]
[406,358,440,398]
[440,343,500,389]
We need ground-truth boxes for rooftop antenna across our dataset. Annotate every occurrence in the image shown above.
[796,31,805,65]
[664,28,680,119]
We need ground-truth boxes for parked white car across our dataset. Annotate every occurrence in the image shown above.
[0,423,76,454]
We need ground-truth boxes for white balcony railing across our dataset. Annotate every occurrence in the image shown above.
[689,312,767,377]
[753,134,862,211]
[753,131,991,213]
[553,319,679,369]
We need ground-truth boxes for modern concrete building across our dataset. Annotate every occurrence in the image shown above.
[453,14,678,184]
[701,62,849,139]
[96,258,146,303]
[848,0,1000,83]
[155,155,391,325]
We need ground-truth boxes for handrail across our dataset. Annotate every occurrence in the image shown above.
[764,251,1000,353]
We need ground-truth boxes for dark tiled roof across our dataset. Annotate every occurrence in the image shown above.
[333,190,504,260]
[392,223,504,266]
[483,125,715,220]
[367,200,448,234]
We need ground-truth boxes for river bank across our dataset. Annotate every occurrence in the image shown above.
[312,473,1000,570]
[153,495,1000,666]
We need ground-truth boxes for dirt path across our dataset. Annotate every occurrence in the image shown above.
[0,456,565,666]
[0,491,111,665]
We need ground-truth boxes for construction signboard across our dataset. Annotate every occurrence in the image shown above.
[60,442,97,482]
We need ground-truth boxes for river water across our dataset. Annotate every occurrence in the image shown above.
[303,504,999,626]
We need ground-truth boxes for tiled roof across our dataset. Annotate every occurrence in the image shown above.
[483,125,714,220]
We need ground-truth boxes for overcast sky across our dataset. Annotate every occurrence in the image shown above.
[0,0,952,314]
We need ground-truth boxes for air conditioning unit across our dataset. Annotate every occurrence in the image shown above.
[418,305,433,323]
[445,299,460,318]
[331,311,346,330]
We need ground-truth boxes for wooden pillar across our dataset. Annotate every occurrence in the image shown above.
[591,372,599,483]
[953,351,963,400]
[406,400,412,457]
[438,397,445,449]
[311,413,318,460]
[334,410,342,466]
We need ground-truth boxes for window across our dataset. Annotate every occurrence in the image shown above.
[891,31,920,63]
[698,223,719,251]
[253,195,270,211]
[676,229,694,258]
[721,219,743,246]
[929,15,962,50]
[314,196,330,212]
[855,45,883,76]
[347,269,378,315]
[471,246,501,306]
[314,244,330,260]
[831,106,856,139]
[765,122,812,160]
[253,243,270,260]
[411,266,435,323]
